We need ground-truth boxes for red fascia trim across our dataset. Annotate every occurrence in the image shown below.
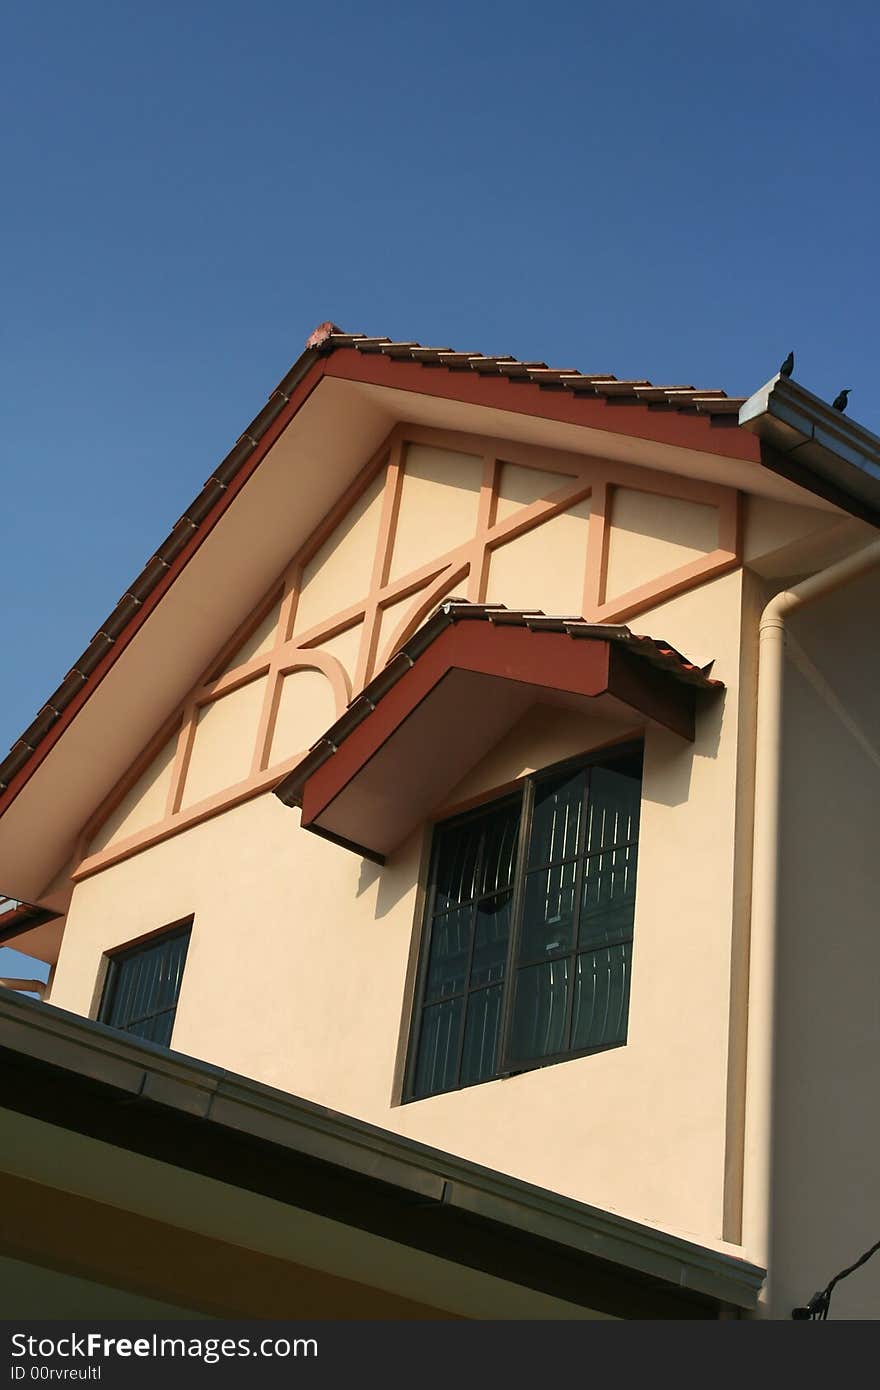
[0,359,328,821]
[300,625,616,830]
[324,349,764,465]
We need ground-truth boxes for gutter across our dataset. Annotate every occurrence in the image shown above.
[739,374,880,526]
[742,536,880,1297]
[0,978,45,998]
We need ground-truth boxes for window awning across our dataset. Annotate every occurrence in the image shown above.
[274,602,722,863]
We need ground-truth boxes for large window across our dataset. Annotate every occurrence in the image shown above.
[98,921,192,1046]
[406,745,641,1100]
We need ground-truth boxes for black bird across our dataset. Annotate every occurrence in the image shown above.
[832,388,851,413]
[779,351,794,378]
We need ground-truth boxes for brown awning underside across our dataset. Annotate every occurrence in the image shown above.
[275,602,722,862]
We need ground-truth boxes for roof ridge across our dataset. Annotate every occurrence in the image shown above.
[315,327,745,407]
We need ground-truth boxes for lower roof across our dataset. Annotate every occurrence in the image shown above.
[0,988,763,1317]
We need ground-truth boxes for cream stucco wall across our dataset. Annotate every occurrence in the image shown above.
[484,496,592,614]
[182,677,268,807]
[764,569,880,1320]
[604,488,718,601]
[218,597,281,676]
[390,444,483,580]
[50,569,748,1252]
[42,442,875,1311]
[88,730,179,853]
[293,471,386,636]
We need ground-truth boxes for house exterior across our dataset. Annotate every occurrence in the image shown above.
[1,325,878,1320]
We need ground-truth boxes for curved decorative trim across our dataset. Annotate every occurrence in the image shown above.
[277,650,352,711]
[379,564,467,669]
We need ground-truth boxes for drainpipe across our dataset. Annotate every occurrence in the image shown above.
[742,537,880,1305]
[0,977,46,997]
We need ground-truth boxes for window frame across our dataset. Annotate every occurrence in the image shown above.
[403,741,642,1102]
[97,917,193,1047]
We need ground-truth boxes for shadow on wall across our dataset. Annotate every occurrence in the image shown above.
[641,687,725,811]
[353,682,727,911]
[356,827,425,922]
[768,658,880,1320]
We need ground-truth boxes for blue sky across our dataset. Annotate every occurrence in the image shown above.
[1,2,878,971]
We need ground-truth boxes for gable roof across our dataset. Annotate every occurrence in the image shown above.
[0,321,871,903]
[0,325,745,812]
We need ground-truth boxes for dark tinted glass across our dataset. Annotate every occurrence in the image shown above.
[528,768,585,867]
[519,862,578,961]
[584,758,641,853]
[424,907,472,1001]
[509,958,570,1064]
[477,806,520,896]
[433,823,480,913]
[413,996,463,1097]
[579,844,638,947]
[471,892,511,986]
[100,925,191,1046]
[571,943,631,1051]
[410,745,642,1097]
[412,798,521,1098]
[460,985,503,1086]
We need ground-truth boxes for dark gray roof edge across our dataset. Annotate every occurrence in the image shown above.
[0,987,765,1308]
[740,374,880,524]
[274,601,722,810]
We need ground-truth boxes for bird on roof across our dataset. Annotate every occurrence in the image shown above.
[832,388,851,413]
[779,351,794,378]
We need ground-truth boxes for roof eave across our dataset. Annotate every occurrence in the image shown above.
[0,989,766,1314]
[739,375,880,527]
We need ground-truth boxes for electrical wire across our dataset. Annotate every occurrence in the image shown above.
[791,1237,880,1319]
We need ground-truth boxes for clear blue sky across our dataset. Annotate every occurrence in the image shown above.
[1,2,878,957]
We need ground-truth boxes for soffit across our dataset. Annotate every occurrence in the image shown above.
[322,350,839,514]
[340,378,842,512]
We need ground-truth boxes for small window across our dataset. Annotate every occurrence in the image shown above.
[406,745,641,1100]
[98,921,192,1047]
